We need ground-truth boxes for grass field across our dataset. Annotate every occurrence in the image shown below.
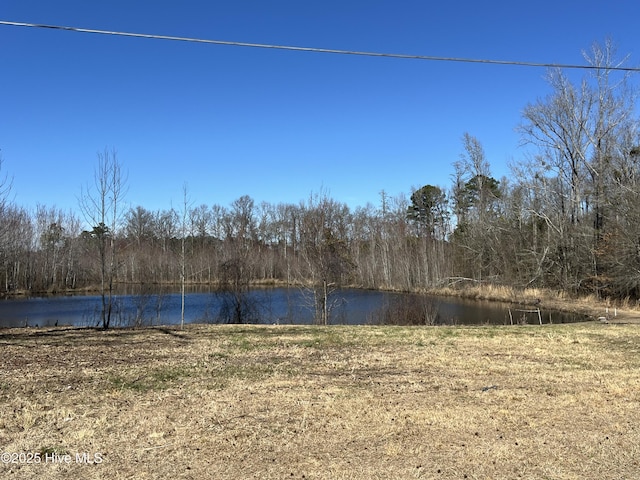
[1,322,639,479]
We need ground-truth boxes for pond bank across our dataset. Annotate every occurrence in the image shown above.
[424,284,640,324]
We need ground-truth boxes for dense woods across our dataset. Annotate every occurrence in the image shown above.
[2,41,639,306]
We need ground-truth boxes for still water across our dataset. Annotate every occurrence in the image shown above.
[0,288,586,328]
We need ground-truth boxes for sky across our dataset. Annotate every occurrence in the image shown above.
[1,0,639,220]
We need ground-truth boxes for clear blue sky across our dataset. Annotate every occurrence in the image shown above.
[1,0,639,218]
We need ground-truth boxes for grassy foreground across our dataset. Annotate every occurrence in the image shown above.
[0,323,639,479]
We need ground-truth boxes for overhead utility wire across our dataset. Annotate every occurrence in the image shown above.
[2,20,639,72]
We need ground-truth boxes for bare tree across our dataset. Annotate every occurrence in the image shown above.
[517,39,637,294]
[298,192,354,324]
[180,183,192,329]
[0,153,16,289]
[125,206,155,247]
[34,205,66,290]
[216,256,262,323]
[0,205,33,292]
[154,207,180,283]
[79,148,127,329]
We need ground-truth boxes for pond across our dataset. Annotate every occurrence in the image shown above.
[0,287,587,328]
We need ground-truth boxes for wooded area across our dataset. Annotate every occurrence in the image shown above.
[1,41,639,306]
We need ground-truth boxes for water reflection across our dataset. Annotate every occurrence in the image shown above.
[0,288,586,328]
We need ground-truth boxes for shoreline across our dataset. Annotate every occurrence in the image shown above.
[424,284,640,324]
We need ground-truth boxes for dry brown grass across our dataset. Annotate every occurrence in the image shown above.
[430,284,571,305]
[429,284,640,323]
[1,323,639,479]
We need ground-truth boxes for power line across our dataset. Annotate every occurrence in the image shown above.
[1,19,639,72]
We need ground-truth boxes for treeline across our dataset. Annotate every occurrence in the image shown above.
[2,40,640,301]
[0,191,451,294]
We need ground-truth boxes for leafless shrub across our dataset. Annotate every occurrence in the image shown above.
[372,294,441,326]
